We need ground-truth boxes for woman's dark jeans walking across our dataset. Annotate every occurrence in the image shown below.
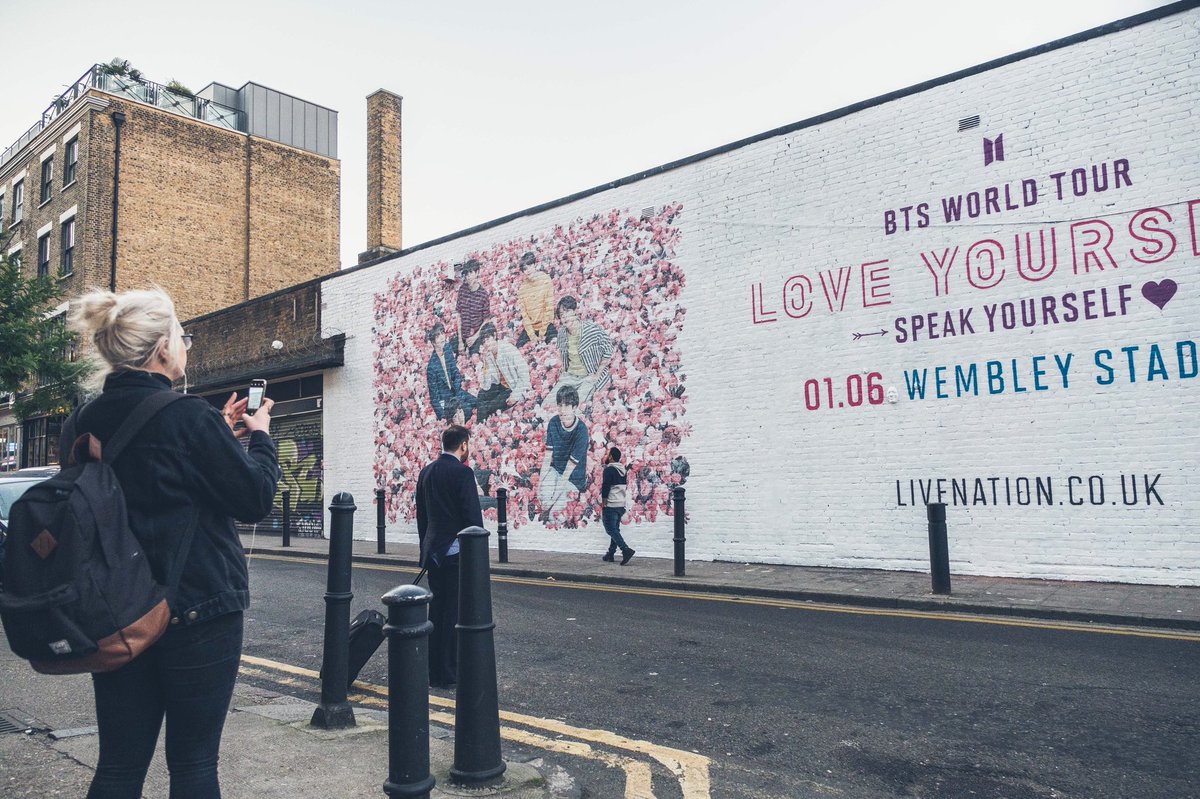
[602,507,628,551]
[87,611,244,799]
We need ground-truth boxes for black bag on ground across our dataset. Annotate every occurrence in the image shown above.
[346,608,386,688]
[0,392,189,674]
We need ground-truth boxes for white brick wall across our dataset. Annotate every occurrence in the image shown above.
[323,8,1200,585]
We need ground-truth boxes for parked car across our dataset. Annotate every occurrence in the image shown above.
[11,466,60,478]
[0,475,51,587]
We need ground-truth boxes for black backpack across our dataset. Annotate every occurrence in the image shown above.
[0,391,190,674]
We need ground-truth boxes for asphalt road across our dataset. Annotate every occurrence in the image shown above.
[244,555,1200,799]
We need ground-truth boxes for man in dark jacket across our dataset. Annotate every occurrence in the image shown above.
[414,425,482,688]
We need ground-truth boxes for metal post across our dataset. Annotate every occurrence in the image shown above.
[376,487,387,554]
[450,527,506,786]
[382,585,436,799]
[311,492,356,729]
[281,488,291,547]
[496,488,508,564]
[672,487,686,577]
[927,502,951,595]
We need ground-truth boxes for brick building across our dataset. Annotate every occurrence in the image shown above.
[173,89,402,536]
[0,64,340,467]
[314,4,1198,584]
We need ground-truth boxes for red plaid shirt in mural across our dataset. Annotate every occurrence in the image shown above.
[456,284,491,340]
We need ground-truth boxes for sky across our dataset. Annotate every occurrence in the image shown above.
[0,0,1172,269]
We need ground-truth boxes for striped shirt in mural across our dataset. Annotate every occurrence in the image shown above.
[456,284,491,339]
[557,320,613,391]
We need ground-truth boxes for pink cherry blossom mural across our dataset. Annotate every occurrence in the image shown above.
[372,203,689,530]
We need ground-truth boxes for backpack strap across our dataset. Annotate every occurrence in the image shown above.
[103,391,188,464]
[59,401,91,465]
[103,390,195,602]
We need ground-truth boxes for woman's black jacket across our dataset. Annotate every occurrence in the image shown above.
[59,370,279,626]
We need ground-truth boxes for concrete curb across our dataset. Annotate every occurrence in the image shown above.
[246,545,1200,633]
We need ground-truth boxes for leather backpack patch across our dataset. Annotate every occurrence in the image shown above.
[30,529,57,559]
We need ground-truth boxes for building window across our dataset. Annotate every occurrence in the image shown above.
[21,415,62,469]
[0,193,5,234]
[37,233,51,278]
[60,218,75,276]
[63,137,78,186]
[12,179,23,224]
[10,247,21,271]
[40,159,53,205]
[0,423,17,472]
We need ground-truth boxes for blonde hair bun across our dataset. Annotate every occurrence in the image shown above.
[69,287,181,388]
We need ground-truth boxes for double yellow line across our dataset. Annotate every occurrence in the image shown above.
[239,654,710,799]
[248,553,1200,643]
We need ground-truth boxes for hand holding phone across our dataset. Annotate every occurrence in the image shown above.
[247,379,267,415]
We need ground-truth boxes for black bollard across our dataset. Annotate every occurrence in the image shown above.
[376,487,387,554]
[672,487,686,577]
[450,527,506,785]
[281,488,291,548]
[382,585,436,799]
[311,492,357,729]
[927,502,951,595]
[496,488,508,564]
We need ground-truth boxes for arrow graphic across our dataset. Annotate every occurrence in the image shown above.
[852,329,887,341]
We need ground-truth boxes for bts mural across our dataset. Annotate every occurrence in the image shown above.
[372,204,689,529]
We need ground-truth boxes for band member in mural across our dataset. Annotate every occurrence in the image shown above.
[514,251,556,347]
[549,296,613,409]
[415,424,482,689]
[425,322,475,422]
[537,385,588,519]
[475,323,531,422]
[455,259,493,356]
[599,446,634,564]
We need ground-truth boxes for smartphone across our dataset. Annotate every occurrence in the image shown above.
[247,379,267,415]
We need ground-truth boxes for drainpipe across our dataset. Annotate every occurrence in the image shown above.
[108,111,126,292]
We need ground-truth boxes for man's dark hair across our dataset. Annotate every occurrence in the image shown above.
[555,385,579,407]
[477,322,497,343]
[426,322,445,343]
[607,446,622,463]
[461,259,481,275]
[442,424,470,452]
[520,252,536,267]
[555,296,578,318]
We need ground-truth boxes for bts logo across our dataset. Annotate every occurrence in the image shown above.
[983,133,1005,166]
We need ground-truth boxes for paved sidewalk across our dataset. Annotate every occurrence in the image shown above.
[243,533,1200,631]
[0,643,572,799]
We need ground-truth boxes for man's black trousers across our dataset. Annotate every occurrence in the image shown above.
[426,554,460,686]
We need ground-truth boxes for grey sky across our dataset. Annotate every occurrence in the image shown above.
[0,0,1168,268]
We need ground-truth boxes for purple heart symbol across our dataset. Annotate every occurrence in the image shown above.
[1142,279,1177,310]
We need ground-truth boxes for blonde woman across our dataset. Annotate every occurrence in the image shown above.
[65,287,278,799]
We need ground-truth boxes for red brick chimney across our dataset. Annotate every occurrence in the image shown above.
[359,89,403,263]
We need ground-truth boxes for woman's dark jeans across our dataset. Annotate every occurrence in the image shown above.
[86,611,244,799]
[602,507,628,551]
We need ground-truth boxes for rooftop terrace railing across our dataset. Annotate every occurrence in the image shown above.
[0,65,246,171]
